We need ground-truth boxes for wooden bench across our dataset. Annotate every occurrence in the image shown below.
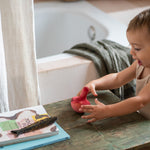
[36,90,150,150]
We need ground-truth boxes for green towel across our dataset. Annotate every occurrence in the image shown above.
[64,39,135,100]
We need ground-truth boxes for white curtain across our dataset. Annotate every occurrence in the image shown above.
[0,0,40,112]
[0,13,9,112]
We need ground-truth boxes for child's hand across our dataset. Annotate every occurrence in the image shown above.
[79,98,108,123]
[77,81,98,97]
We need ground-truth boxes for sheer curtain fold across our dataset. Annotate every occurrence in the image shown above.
[0,0,40,112]
[0,13,9,112]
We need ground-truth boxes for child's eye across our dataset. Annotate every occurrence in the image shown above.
[134,48,141,51]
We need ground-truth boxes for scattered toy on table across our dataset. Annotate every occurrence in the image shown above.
[71,87,91,113]
[11,116,57,137]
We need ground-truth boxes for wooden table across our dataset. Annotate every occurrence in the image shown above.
[36,90,150,150]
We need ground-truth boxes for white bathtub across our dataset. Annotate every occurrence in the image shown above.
[34,1,128,105]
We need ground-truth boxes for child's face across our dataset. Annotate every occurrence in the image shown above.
[127,27,150,68]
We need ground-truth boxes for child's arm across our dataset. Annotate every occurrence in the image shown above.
[77,61,137,96]
[80,96,143,122]
[80,61,150,122]
[80,82,150,122]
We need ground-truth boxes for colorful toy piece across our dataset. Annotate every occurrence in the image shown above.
[71,87,91,113]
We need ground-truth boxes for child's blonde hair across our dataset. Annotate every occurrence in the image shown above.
[127,9,150,32]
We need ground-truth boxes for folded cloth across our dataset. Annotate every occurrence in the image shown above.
[64,39,136,100]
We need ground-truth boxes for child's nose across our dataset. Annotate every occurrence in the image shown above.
[130,48,136,56]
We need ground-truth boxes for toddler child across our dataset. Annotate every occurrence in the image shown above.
[78,9,150,123]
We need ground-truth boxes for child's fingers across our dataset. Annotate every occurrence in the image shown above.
[95,98,101,104]
[80,105,94,113]
[81,114,93,119]
[82,114,97,123]
[95,98,105,107]
[81,105,93,109]
[87,118,97,123]
[79,107,93,113]
[91,88,98,96]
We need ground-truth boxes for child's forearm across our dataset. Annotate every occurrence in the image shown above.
[106,96,144,118]
[92,73,123,90]
[89,62,136,92]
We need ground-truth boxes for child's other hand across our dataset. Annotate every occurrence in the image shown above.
[77,81,98,97]
[79,98,108,123]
